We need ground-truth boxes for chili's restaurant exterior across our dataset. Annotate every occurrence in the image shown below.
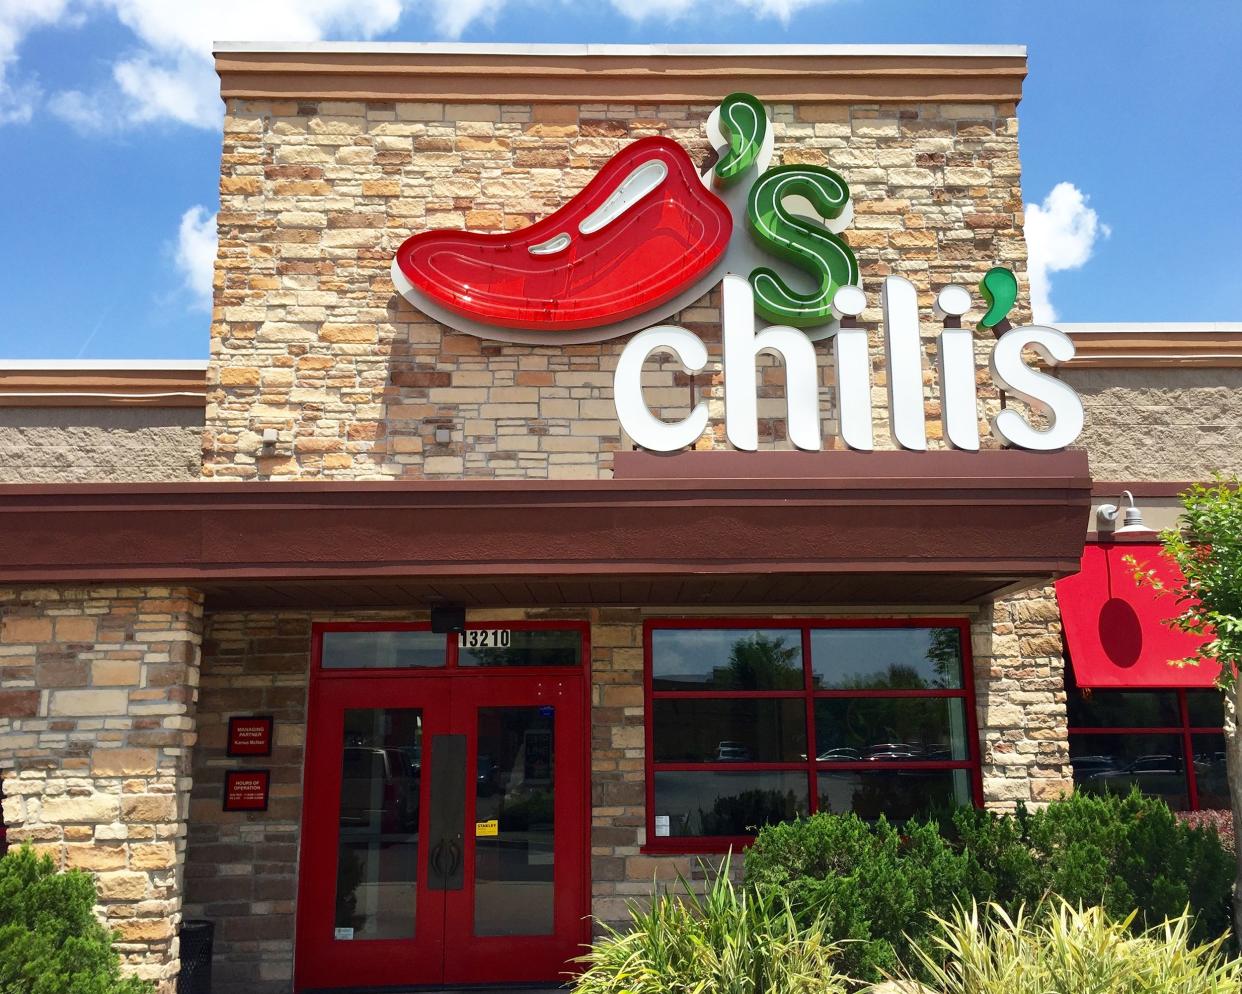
[0,42,1240,994]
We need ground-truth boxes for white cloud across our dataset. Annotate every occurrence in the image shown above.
[175,205,217,310]
[12,0,845,131]
[1024,181,1109,324]
[0,0,76,123]
[46,87,107,130]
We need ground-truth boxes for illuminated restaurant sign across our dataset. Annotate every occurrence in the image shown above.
[392,91,1083,454]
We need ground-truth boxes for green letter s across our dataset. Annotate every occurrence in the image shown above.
[746,166,860,327]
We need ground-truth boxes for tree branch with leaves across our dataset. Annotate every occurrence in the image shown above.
[1127,479,1242,939]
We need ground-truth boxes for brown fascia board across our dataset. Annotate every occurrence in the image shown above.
[0,364,208,408]
[1060,324,1242,369]
[213,43,1027,106]
[0,450,1089,592]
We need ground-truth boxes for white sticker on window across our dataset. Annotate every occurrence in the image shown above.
[654,815,670,838]
[334,927,354,940]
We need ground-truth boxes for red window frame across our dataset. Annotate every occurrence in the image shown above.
[1067,685,1224,811]
[643,617,983,853]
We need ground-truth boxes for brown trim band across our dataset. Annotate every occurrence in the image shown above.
[0,368,208,408]
[0,451,1089,608]
[1062,330,1242,369]
[215,51,1026,106]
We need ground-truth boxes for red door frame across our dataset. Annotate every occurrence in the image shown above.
[294,620,593,992]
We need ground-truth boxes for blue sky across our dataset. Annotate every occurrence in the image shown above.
[0,0,1238,359]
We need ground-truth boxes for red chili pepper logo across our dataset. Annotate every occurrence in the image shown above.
[393,136,731,333]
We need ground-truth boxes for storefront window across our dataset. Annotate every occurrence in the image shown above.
[646,621,979,847]
[1066,667,1225,811]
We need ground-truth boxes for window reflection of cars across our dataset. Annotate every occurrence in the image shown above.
[1086,754,1185,796]
[815,748,861,762]
[866,742,922,762]
[715,741,752,762]
[339,746,418,832]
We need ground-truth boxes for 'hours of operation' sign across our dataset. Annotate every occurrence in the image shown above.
[223,770,270,812]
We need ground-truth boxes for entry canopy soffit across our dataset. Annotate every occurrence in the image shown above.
[0,450,1089,611]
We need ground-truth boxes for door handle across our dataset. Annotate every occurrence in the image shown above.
[427,735,466,891]
[429,838,448,883]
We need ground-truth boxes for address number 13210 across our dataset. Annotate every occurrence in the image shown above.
[458,629,512,649]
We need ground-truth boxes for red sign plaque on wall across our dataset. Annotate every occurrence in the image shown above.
[227,715,273,757]
[223,770,270,812]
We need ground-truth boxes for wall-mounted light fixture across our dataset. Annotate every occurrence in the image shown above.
[1097,490,1151,535]
[260,428,278,454]
[434,426,452,445]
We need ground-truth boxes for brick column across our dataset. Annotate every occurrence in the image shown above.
[972,585,1075,811]
[0,586,204,994]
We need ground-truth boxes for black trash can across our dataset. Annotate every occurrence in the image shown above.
[177,919,214,994]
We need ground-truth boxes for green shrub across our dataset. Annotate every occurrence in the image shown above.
[0,845,150,994]
[1034,791,1232,939]
[743,789,1234,985]
[744,812,969,983]
[902,901,1242,994]
[574,857,847,994]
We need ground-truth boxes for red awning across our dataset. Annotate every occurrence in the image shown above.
[1056,542,1218,688]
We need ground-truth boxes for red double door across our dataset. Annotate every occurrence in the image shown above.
[295,669,588,990]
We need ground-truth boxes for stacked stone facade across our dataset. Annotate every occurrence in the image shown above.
[205,97,1028,479]
[0,587,203,993]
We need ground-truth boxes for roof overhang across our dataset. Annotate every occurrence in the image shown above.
[213,43,1027,106]
[0,450,1089,611]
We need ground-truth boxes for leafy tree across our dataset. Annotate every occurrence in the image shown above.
[1128,479,1242,937]
[713,632,803,690]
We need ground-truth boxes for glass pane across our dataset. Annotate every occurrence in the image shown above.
[1186,692,1224,728]
[810,627,962,690]
[1069,733,1189,810]
[652,699,807,763]
[814,698,968,762]
[459,629,582,668]
[1193,734,1229,809]
[1066,687,1180,728]
[322,630,445,669]
[817,769,972,821]
[335,709,421,940]
[473,707,555,937]
[651,629,803,691]
[653,771,808,837]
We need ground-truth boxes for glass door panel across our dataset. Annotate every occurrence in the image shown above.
[473,706,555,936]
[334,708,421,941]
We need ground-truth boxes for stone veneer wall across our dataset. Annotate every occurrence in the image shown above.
[182,612,312,994]
[205,97,1029,479]
[970,586,1072,812]
[0,587,203,993]
[1060,367,1242,482]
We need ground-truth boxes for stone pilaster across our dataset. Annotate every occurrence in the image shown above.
[972,586,1074,811]
[0,586,204,993]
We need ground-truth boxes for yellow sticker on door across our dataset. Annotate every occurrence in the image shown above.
[475,819,499,837]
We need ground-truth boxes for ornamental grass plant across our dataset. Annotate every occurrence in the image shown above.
[572,856,848,994]
[900,901,1242,994]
